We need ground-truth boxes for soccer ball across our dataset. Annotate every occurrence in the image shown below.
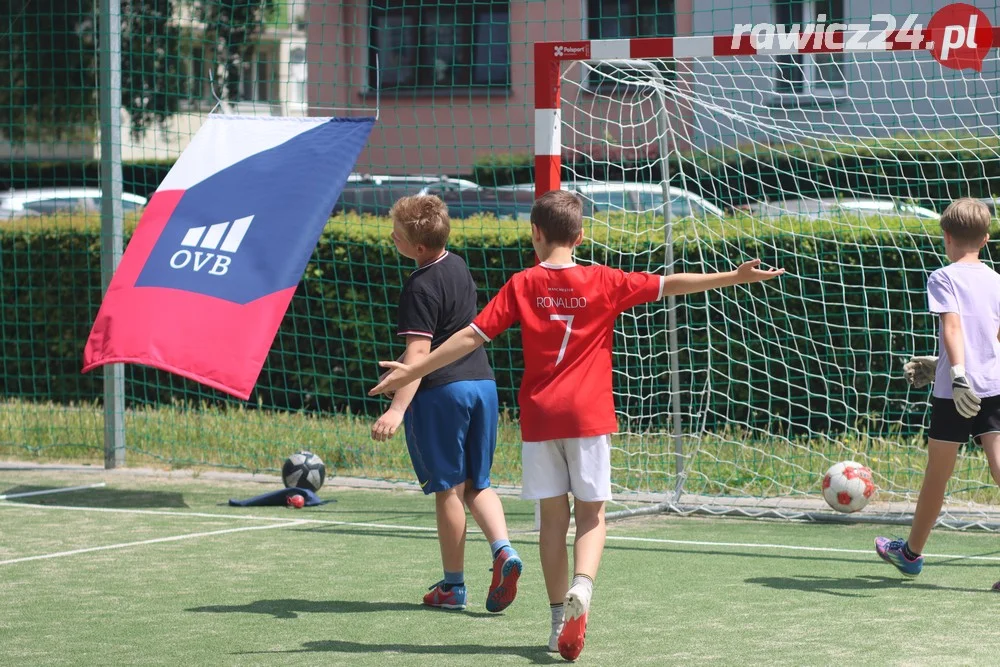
[821,460,876,513]
[282,451,326,492]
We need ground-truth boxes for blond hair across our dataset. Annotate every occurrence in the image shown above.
[940,197,991,245]
[389,195,451,250]
[530,190,584,245]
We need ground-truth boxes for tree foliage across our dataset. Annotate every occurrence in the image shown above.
[0,0,271,141]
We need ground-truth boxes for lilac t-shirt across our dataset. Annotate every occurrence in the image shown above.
[929,262,1000,399]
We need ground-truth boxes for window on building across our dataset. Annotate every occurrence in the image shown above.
[586,0,675,90]
[239,48,276,104]
[368,0,510,90]
[773,0,846,95]
[287,46,308,107]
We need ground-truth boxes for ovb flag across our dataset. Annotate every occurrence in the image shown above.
[82,116,374,399]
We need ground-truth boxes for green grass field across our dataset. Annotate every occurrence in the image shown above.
[8,400,1000,507]
[3,467,1000,666]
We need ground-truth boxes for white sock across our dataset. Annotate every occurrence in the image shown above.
[571,574,594,597]
[550,602,565,629]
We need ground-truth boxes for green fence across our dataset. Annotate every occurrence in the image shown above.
[4,1,1000,508]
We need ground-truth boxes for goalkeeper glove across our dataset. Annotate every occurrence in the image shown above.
[951,365,981,419]
[903,355,938,389]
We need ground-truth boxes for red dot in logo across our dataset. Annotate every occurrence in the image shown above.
[926,3,994,72]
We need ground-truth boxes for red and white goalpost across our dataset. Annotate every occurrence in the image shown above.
[530,24,1000,528]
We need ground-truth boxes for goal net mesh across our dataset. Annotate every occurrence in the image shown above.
[555,50,1000,527]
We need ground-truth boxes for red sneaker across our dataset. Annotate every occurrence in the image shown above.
[422,581,467,610]
[557,610,588,661]
[558,584,591,661]
[486,548,522,613]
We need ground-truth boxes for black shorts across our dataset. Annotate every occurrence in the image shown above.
[929,395,1000,445]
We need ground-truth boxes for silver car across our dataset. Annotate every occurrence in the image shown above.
[745,198,941,220]
[497,181,726,218]
[0,188,148,219]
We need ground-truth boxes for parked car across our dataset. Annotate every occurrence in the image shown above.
[744,198,941,221]
[498,181,726,219]
[0,188,148,219]
[568,182,726,218]
[335,174,480,216]
[978,197,1000,215]
[425,184,535,220]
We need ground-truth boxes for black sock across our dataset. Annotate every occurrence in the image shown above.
[902,542,920,560]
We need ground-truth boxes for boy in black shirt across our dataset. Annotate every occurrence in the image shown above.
[370,195,522,612]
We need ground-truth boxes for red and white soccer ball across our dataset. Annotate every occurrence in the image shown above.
[821,461,876,513]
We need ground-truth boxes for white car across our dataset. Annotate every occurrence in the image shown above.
[0,188,148,219]
[498,181,726,218]
[746,198,941,220]
[345,173,480,192]
[568,182,726,218]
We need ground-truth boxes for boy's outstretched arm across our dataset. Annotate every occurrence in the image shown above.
[370,336,429,441]
[369,326,485,397]
[662,259,784,297]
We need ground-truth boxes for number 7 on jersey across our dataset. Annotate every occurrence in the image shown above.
[550,314,575,366]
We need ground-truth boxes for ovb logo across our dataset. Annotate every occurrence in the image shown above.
[170,215,254,276]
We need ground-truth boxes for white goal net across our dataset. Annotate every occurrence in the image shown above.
[550,45,1000,528]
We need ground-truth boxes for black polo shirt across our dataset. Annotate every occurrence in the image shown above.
[397,251,495,391]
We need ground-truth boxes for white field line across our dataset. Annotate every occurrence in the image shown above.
[0,521,307,566]
[3,500,1000,563]
[0,483,106,500]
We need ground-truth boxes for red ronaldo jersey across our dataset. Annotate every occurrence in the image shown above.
[471,261,664,442]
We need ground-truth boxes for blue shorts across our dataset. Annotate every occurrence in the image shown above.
[403,380,499,494]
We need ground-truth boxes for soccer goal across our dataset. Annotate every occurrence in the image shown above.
[533,26,1000,529]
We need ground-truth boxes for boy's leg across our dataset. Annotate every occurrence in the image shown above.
[421,482,470,610]
[464,486,508,544]
[463,380,511,547]
[403,384,472,609]
[557,435,612,661]
[539,494,572,603]
[877,397,968,577]
[461,380,523,612]
[980,432,1000,486]
[435,482,468,575]
[557,499,604,661]
[539,494,572,651]
[875,438,959,577]
[571,499,607,580]
[908,438,960,553]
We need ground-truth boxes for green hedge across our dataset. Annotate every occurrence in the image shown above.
[473,134,1000,212]
[0,213,960,438]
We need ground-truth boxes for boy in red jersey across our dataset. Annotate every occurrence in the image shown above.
[370,190,784,660]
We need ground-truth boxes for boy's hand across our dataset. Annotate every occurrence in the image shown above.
[903,355,938,388]
[736,259,785,284]
[369,361,415,396]
[371,407,405,441]
[377,369,396,399]
[951,365,981,418]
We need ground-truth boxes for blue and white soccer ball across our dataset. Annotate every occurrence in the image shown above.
[282,451,326,492]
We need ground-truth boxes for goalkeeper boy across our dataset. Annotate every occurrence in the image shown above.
[370,190,783,660]
[878,198,1000,582]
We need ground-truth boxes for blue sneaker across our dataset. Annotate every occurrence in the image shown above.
[423,580,467,610]
[875,537,923,577]
[486,547,522,613]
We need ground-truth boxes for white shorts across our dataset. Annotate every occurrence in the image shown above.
[521,435,612,502]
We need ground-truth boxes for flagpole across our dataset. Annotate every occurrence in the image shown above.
[98,0,126,468]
